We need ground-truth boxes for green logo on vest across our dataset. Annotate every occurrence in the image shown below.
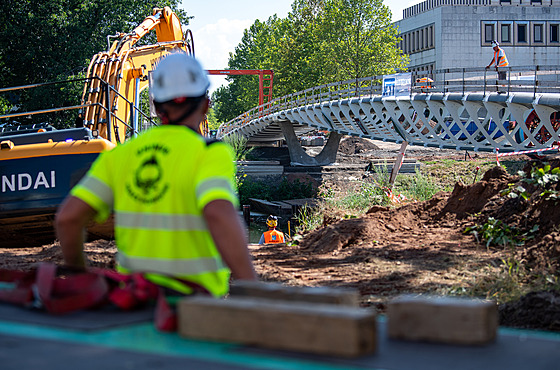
[126,147,170,203]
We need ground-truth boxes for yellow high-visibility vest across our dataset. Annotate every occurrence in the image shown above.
[71,125,238,297]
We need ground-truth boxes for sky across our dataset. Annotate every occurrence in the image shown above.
[180,0,422,93]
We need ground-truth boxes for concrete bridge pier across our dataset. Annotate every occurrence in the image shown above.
[279,121,343,166]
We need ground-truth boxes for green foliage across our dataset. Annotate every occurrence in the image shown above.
[397,168,443,201]
[223,133,254,161]
[0,0,188,127]
[464,217,538,248]
[237,177,315,206]
[521,163,560,201]
[206,107,221,130]
[500,163,560,202]
[213,0,408,122]
[500,183,531,201]
[294,205,323,234]
[334,181,388,213]
[524,163,560,187]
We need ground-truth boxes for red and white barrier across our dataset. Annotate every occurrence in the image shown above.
[495,145,560,165]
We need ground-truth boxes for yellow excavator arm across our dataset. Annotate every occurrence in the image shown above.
[81,7,193,144]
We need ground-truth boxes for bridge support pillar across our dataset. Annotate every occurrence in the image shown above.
[279,121,342,166]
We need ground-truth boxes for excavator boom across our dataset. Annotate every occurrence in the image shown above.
[82,6,191,145]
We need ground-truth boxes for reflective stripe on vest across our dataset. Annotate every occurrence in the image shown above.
[494,49,509,67]
[196,178,235,200]
[80,175,114,208]
[116,252,227,276]
[116,211,207,231]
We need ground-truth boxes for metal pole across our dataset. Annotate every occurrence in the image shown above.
[462,68,465,96]
[507,68,510,95]
[533,65,538,99]
[133,77,140,137]
[483,68,487,95]
[243,205,251,226]
[105,81,112,143]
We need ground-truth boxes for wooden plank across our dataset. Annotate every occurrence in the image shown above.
[229,281,360,307]
[389,141,409,186]
[178,296,377,357]
[387,295,498,345]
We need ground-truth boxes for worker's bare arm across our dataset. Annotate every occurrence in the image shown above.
[204,199,258,281]
[55,196,97,270]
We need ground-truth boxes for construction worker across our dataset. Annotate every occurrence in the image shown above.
[55,53,258,299]
[486,40,509,80]
[259,215,285,244]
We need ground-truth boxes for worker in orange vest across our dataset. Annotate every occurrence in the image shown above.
[486,40,509,80]
[259,215,285,244]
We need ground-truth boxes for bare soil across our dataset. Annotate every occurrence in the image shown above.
[2,138,559,332]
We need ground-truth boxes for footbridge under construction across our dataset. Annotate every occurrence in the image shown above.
[217,65,560,166]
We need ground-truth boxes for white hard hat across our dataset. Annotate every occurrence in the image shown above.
[151,53,210,103]
[491,40,499,47]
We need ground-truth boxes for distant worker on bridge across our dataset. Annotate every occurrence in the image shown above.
[56,53,257,300]
[259,215,285,244]
[486,40,509,80]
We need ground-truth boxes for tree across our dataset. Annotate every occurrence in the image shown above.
[317,0,407,81]
[213,0,408,123]
[0,0,188,127]
[212,17,283,123]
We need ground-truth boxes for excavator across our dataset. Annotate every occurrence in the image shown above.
[0,7,193,247]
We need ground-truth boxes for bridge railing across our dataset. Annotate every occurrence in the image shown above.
[416,65,560,96]
[218,65,560,138]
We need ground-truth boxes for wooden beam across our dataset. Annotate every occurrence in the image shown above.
[229,281,360,307]
[387,295,498,345]
[178,296,377,357]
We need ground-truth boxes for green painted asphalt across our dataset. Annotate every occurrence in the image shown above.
[0,320,372,370]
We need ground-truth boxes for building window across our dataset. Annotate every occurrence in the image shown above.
[551,24,559,43]
[517,24,527,43]
[500,0,511,3]
[531,0,542,3]
[534,24,543,43]
[429,25,434,47]
[501,24,511,43]
[484,24,494,43]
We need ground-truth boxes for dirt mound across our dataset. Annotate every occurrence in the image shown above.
[440,166,513,218]
[338,137,379,155]
[499,290,560,331]
[521,232,560,275]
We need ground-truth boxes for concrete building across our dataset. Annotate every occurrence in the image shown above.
[394,0,560,75]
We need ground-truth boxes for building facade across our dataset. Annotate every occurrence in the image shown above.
[394,0,560,75]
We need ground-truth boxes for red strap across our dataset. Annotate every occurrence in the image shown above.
[0,269,35,306]
[154,289,177,332]
[0,264,210,332]
[35,263,109,315]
